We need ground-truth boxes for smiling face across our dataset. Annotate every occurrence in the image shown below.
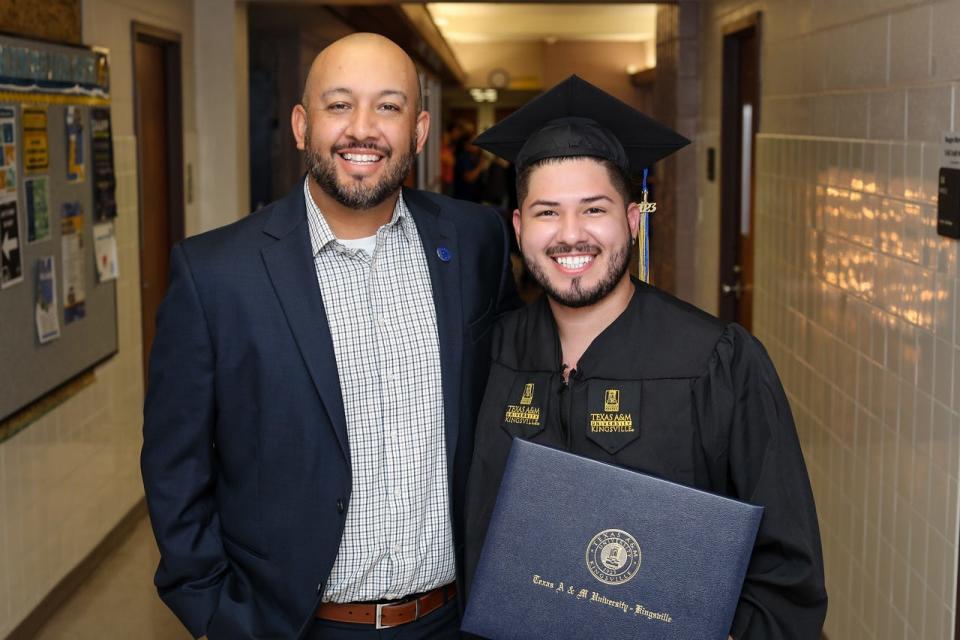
[291,34,429,211]
[514,157,640,308]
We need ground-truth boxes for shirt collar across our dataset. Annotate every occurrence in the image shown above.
[303,178,414,256]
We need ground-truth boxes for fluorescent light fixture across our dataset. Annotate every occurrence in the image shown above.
[469,88,498,102]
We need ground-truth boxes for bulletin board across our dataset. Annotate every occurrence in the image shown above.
[0,33,118,424]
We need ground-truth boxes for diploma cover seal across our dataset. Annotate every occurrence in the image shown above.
[585,529,641,585]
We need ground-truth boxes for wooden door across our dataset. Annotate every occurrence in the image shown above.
[134,25,184,381]
[719,16,761,330]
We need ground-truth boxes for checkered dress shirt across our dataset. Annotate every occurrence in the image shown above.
[303,180,455,603]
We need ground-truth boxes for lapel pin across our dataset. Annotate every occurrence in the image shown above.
[437,247,452,262]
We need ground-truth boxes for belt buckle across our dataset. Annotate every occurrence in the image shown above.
[375,599,420,629]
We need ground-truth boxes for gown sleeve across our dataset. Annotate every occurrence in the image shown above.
[694,324,827,640]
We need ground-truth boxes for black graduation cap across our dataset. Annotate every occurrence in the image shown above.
[474,75,689,176]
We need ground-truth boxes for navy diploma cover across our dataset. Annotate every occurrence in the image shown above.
[462,440,763,639]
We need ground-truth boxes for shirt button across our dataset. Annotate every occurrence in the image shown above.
[394,488,402,499]
[336,499,344,513]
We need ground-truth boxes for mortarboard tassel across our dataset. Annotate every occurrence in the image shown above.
[638,168,654,283]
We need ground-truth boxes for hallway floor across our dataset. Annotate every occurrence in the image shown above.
[31,516,190,639]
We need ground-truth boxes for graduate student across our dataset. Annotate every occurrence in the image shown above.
[463,75,827,640]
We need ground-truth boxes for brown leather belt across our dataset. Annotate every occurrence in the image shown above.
[315,583,457,629]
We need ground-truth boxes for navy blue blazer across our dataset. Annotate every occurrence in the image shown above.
[141,184,519,639]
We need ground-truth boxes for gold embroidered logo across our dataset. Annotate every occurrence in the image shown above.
[604,389,620,412]
[591,389,633,432]
[589,413,634,432]
[520,383,535,406]
[505,381,541,427]
[505,406,541,426]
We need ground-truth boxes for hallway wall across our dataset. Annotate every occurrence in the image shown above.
[697,1,960,638]
[453,40,651,108]
[0,1,198,635]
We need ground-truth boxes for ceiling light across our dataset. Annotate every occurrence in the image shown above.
[469,88,498,103]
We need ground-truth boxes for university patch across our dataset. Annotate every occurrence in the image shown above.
[586,380,642,454]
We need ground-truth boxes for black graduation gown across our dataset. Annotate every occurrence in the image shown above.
[464,279,827,640]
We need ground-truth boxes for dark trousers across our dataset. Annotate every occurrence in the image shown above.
[306,598,461,639]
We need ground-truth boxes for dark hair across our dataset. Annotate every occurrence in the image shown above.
[515,156,633,208]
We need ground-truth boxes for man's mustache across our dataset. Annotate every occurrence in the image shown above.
[332,142,392,158]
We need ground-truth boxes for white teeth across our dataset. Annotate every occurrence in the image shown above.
[341,153,380,163]
[554,255,594,269]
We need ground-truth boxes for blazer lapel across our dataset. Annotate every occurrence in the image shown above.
[404,189,463,474]
[260,189,349,461]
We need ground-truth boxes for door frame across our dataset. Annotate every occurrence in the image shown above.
[718,12,762,326]
[132,22,185,377]
[132,22,185,245]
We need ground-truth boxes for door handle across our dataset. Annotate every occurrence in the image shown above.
[721,281,742,299]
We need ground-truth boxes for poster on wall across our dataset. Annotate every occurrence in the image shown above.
[65,105,85,182]
[22,105,48,175]
[0,107,17,195]
[93,221,118,282]
[25,176,49,243]
[91,107,116,220]
[60,202,86,323]
[35,256,60,344]
[0,197,22,288]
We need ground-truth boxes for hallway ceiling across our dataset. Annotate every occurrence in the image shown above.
[425,3,657,44]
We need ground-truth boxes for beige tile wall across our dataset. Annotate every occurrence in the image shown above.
[0,0,195,635]
[697,0,960,638]
[754,133,957,639]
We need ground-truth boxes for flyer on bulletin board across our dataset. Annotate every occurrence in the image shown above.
[65,105,85,182]
[0,196,23,289]
[0,107,17,195]
[93,221,118,282]
[35,255,61,344]
[22,105,49,175]
[91,107,116,220]
[25,176,50,243]
[61,202,86,323]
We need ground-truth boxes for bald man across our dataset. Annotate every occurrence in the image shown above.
[142,33,519,639]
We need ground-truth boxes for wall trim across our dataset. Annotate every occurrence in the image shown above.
[6,498,148,640]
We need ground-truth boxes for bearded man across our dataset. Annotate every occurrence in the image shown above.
[141,33,518,640]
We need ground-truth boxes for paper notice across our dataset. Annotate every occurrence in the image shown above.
[61,202,86,323]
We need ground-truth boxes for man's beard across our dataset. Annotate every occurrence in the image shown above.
[524,239,633,308]
[305,136,416,210]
